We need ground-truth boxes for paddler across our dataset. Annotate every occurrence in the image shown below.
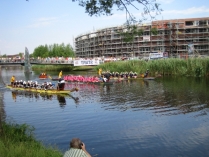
[58,70,63,78]
[57,78,65,90]
[98,68,102,77]
[10,76,15,87]
[144,69,149,78]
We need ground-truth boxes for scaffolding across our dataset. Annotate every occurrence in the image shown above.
[75,17,209,58]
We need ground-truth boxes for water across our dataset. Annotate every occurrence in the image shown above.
[1,66,209,157]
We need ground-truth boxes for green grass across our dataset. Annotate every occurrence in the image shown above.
[72,65,94,71]
[94,58,209,77]
[32,65,94,72]
[32,65,73,72]
[32,58,209,77]
[0,121,62,157]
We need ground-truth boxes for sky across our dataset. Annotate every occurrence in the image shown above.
[0,0,209,55]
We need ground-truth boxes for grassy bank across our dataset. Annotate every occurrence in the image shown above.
[32,65,94,72]
[95,58,209,77]
[0,121,62,157]
[72,65,94,71]
[32,65,73,72]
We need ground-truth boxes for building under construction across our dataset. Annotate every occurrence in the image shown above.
[75,17,209,58]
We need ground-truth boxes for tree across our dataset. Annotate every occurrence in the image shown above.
[19,52,23,58]
[26,0,162,23]
[73,0,162,25]
[33,45,48,58]
[27,0,162,54]
[120,25,144,43]
[73,0,162,44]
[32,43,75,58]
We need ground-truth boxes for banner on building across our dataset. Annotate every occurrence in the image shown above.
[149,52,165,60]
[74,59,101,66]
[143,36,150,42]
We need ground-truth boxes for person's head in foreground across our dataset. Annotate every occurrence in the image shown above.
[63,137,92,157]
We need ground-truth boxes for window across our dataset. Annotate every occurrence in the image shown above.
[199,20,207,26]
[185,21,193,26]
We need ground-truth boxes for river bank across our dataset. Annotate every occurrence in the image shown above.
[0,121,62,157]
[95,58,209,77]
[32,58,209,77]
[32,65,94,72]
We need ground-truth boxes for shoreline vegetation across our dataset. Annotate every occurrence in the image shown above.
[32,65,74,72]
[32,65,94,72]
[95,58,209,77]
[32,58,209,77]
[0,121,63,157]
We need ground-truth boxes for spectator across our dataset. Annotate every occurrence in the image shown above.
[63,138,91,157]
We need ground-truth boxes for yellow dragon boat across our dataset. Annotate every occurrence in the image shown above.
[6,85,78,94]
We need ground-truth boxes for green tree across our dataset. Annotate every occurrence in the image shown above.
[26,0,161,23]
[28,0,162,56]
[151,27,158,35]
[32,43,75,58]
[73,0,162,46]
[120,25,144,43]
[73,0,162,25]
[33,45,48,58]
[19,52,23,58]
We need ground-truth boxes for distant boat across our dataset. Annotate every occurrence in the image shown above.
[143,77,155,80]
[39,73,48,79]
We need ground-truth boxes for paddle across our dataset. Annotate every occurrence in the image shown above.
[48,75,52,80]
[69,87,79,92]
[69,94,79,103]
[67,87,79,103]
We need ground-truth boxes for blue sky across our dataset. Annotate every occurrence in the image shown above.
[0,0,208,55]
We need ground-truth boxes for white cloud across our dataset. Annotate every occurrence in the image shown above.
[163,6,209,15]
[27,17,58,28]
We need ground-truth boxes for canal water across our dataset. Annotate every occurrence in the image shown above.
[0,66,209,157]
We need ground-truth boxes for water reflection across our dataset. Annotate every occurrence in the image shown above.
[57,94,66,106]
[65,78,209,116]
[10,91,79,108]
[2,72,209,117]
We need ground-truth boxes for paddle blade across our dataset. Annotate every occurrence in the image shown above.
[71,87,79,92]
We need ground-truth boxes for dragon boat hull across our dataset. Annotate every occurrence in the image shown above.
[65,80,114,85]
[93,81,114,85]
[6,85,77,94]
[143,77,155,80]
[39,74,48,79]
[51,78,60,81]
[111,76,156,80]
